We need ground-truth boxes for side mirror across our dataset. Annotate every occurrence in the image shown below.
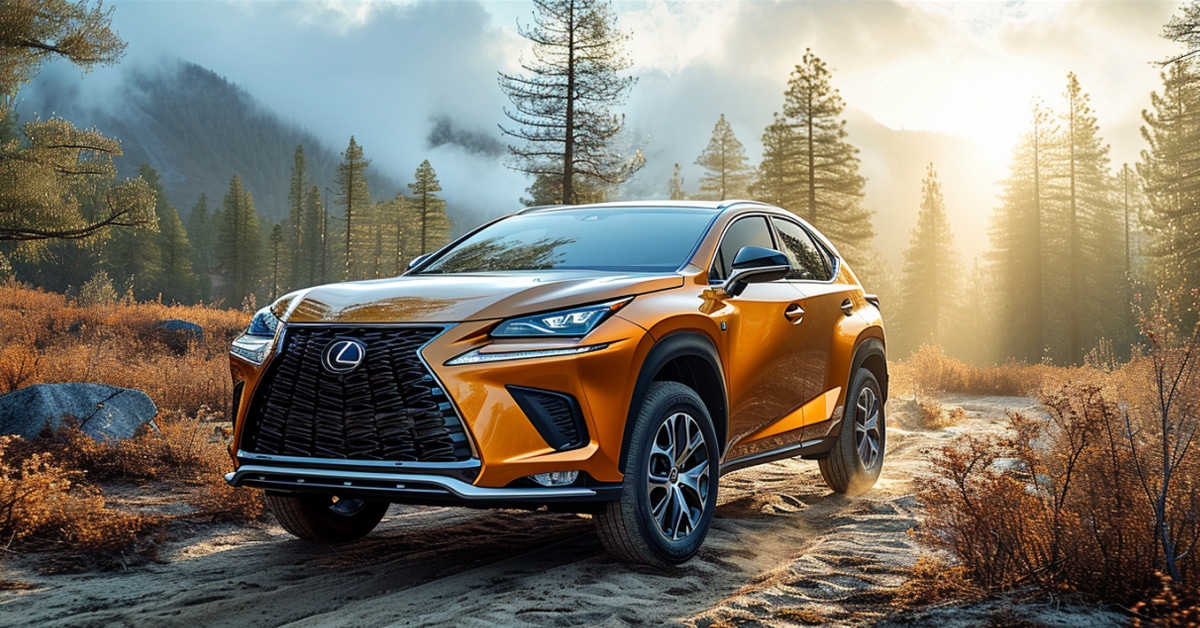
[720,246,789,297]
[406,253,431,272]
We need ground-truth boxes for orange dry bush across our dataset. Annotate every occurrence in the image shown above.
[0,436,149,564]
[892,344,1060,399]
[917,365,1200,604]
[16,413,264,524]
[891,556,982,609]
[0,281,247,414]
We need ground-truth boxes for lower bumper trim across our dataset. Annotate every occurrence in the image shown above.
[225,464,618,505]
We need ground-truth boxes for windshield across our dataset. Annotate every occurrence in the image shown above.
[418,207,716,274]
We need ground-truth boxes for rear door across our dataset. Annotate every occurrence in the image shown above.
[769,216,855,421]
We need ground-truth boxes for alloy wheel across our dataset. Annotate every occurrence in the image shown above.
[646,412,710,541]
[853,386,882,469]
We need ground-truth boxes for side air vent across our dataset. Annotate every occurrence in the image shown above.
[507,386,588,451]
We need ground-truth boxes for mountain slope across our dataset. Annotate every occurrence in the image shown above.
[18,59,404,220]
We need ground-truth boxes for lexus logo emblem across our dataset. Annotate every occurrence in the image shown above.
[322,338,366,374]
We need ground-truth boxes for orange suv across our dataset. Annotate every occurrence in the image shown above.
[226,201,887,566]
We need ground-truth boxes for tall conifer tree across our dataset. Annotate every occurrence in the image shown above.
[499,0,643,205]
[777,49,874,262]
[216,175,261,305]
[895,164,962,356]
[694,114,752,201]
[406,160,451,261]
[286,145,307,290]
[668,163,685,200]
[335,136,371,280]
[1139,60,1200,310]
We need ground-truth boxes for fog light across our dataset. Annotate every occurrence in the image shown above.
[530,471,579,487]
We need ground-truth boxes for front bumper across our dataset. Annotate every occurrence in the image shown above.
[228,315,655,499]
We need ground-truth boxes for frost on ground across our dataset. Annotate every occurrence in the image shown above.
[0,395,1127,627]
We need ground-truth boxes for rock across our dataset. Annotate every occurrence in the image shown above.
[154,319,203,354]
[0,383,158,441]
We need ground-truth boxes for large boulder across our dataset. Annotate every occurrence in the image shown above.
[0,384,158,441]
[153,319,204,355]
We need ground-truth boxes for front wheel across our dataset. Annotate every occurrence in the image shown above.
[819,368,885,496]
[265,493,389,544]
[596,381,719,567]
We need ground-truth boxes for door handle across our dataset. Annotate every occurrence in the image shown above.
[784,304,805,323]
[841,298,854,316]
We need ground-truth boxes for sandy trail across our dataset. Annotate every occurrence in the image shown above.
[0,395,1042,627]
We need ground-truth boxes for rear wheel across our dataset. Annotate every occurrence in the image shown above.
[265,493,389,543]
[819,368,885,496]
[596,381,719,567]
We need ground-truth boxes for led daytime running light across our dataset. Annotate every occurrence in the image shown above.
[445,344,608,366]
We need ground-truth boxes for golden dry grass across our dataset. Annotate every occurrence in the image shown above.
[0,280,247,414]
[0,282,260,568]
[891,345,1064,399]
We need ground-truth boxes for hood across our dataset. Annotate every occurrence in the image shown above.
[282,271,683,324]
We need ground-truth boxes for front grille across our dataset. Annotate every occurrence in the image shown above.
[242,326,472,462]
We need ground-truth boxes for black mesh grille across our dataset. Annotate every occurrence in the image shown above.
[243,327,472,462]
[507,386,587,451]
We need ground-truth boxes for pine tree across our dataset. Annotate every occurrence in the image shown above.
[499,0,644,205]
[187,194,215,274]
[216,176,261,305]
[989,102,1055,363]
[406,160,451,262]
[0,1,155,248]
[751,114,794,208]
[1139,60,1200,316]
[895,164,962,356]
[268,222,283,300]
[300,184,327,286]
[668,163,685,200]
[694,114,752,201]
[335,136,371,280]
[775,49,875,263]
[286,144,307,291]
[1051,73,1122,364]
[139,164,196,304]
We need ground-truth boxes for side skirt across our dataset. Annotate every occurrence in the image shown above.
[719,419,841,476]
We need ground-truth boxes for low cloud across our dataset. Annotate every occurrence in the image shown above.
[426,115,505,157]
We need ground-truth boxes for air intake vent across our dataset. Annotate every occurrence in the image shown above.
[242,327,472,463]
[507,386,588,451]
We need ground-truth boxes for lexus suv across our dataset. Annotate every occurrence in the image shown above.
[225,200,887,566]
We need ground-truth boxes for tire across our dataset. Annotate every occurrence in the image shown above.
[819,367,885,496]
[265,493,389,544]
[596,381,719,567]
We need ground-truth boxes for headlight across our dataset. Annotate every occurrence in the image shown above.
[231,306,281,364]
[491,298,631,338]
[246,306,280,337]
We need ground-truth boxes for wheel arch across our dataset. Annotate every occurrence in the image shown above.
[619,331,728,471]
[851,334,888,402]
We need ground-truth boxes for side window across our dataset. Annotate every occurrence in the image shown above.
[709,216,775,282]
[771,217,833,281]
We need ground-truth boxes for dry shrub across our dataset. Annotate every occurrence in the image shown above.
[1132,573,1200,627]
[15,413,264,524]
[913,399,963,430]
[891,556,982,609]
[917,365,1200,605]
[0,436,150,566]
[893,344,1060,398]
[0,281,247,414]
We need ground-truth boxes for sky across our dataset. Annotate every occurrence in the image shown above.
[30,0,1189,266]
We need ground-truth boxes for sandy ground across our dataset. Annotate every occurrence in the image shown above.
[0,395,1128,627]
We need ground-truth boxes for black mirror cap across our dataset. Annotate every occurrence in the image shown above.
[731,245,790,271]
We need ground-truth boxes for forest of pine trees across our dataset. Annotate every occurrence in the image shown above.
[5,0,1200,368]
